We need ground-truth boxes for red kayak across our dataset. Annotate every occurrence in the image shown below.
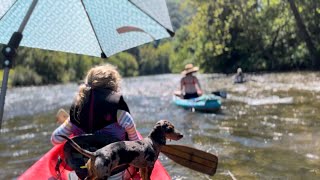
[18,134,170,180]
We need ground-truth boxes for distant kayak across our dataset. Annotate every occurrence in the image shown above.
[18,133,170,180]
[173,94,221,112]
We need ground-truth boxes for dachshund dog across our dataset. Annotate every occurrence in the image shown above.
[59,120,183,180]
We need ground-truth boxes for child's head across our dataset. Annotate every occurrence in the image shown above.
[56,109,69,124]
[85,64,121,91]
[75,64,122,107]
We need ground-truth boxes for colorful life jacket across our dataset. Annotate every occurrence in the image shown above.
[69,88,130,133]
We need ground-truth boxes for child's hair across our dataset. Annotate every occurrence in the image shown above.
[75,64,122,107]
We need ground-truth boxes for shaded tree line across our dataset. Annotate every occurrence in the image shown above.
[169,0,320,73]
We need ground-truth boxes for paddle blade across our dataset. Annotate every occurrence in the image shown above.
[161,144,218,176]
[173,90,183,98]
[212,91,227,98]
[56,108,69,123]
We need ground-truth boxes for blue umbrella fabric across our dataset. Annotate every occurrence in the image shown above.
[0,0,174,127]
[0,0,174,57]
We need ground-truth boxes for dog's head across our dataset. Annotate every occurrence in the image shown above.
[150,120,183,145]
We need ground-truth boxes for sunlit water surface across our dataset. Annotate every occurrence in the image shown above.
[0,72,319,179]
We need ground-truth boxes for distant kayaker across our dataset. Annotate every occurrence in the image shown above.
[234,67,245,83]
[51,64,140,180]
[180,64,203,99]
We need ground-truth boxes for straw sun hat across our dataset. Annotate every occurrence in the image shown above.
[181,64,199,74]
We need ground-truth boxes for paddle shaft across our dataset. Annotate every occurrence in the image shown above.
[56,109,218,176]
[212,91,227,98]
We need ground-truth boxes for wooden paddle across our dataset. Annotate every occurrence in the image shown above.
[161,145,218,176]
[173,90,183,98]
[56,109,218,176]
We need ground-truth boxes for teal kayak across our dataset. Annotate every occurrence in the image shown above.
[173,94,221,112]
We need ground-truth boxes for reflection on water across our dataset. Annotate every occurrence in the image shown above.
[0,72,319,179]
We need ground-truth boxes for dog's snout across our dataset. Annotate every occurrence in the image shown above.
[178,134,183,139]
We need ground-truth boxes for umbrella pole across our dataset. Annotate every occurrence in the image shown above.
[0,0,39,129]
[0,67,10,129]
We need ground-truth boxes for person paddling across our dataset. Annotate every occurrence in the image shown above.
[234,67,245,83]
[180,64,203,99]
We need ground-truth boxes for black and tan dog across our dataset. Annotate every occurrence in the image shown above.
[59,120,183,180]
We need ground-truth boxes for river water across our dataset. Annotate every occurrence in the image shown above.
[0,73,319,179]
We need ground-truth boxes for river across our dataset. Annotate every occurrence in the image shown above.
[0,73,319,179]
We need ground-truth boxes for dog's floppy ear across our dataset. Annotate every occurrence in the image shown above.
[156,120,172,131]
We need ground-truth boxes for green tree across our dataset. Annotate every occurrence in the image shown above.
[108,52,139,77]
[11,66,42,86]
[287,0,319,68]
[169,27,196,73]
[173,0,319,72]
[139,42,172,75]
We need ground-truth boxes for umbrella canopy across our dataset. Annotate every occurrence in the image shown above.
[0,0,174,128]
[0,0,174,57]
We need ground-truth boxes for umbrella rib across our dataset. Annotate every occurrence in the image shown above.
[0,0,19,21]
[80,0,107,58]
[128,0,175,37]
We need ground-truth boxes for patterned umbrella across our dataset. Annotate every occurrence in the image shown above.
[0,0,174,127]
